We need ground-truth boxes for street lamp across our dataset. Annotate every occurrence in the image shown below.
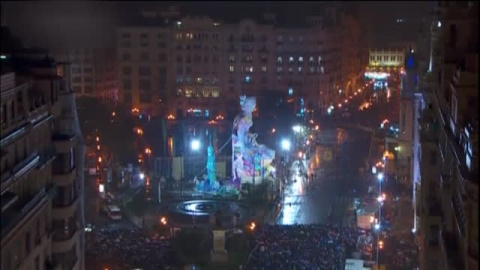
[191,139,201,151]
[281,139,291,151]
[377,172,384,182]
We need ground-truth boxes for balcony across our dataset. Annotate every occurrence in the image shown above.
[439,230,465,270]
[52,133,77,153]
[52,196,78,219]
[52,227,80,253]
[1,152,39,189]
[1,187,48,242]
[53,167,76,186]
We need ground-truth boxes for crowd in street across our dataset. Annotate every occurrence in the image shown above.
[248,224,359,270]
[85,227,177,270]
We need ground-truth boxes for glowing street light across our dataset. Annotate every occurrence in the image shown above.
[271,128,276,133]
[139,173,145,180]
[377,172,384,182]
[281,139,291,151]
[249,222,256,231]
[160,217,168,225]
[292,125,302,133]
[374,223,381,230]
[191,139,201,151]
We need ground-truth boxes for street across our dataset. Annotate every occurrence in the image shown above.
[277,126,372,225]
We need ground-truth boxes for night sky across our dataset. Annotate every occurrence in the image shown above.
[2,1,434,49]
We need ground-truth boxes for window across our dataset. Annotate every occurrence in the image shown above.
[84,76,93,83]
[384,56,388,61]
[277,57,282,64]
[245,76,251,83]
[25,232,31,253]
[72,67,81,73]
[299,57,303,62]
[298,67,303,73]
[377,56,381,61]
[122,53,131,61]
[158,53,167,62]
[72,77,81,83]
[391,56,396,61]
[122,66,132,75]
[229,55,235,62]
[122,32,131,39]
[212,90,219,97]
[318,56,322,63]
[140,52,149,61]
[247,66,253,73]
[139,67,151,76]
[277,67,283,73]
[261,66,267,72]
[157,33,165,39]
[124,93,132,102]
[229,66,235,73]
[288,87,293,96]
[140,33,149,39]
[309,56,314,63]
[84,86,93,93]
[176,55,182,63]
[289,56,294,64]
[139,79,151,91]
[72,86,81,93]
[123,79,132,90]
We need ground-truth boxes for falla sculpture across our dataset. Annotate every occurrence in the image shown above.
[232,95,275,187]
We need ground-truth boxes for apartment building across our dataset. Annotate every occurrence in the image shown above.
[1,42,85,269]
[116,6,367,118]
[369,47,406,67]
[53,48,118,103]
[418,1,478,269]
[116,25,170,116]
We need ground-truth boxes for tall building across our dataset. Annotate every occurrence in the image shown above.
[1,29,85,270]
[54,48,118,103]
[115,6,368,118]
[417,1,478,269]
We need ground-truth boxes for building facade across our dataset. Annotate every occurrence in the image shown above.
[369,47,406,68]
[54,48,118,103]
[417,1,478,270]
[1,48,85,269]
[115,7,368,118]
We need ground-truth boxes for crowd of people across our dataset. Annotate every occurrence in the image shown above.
[247,224,359,270]
[85,227,178,270]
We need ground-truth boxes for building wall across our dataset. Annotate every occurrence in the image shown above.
[369,48,405,67]
[1,54,84,270]
[115,9,368,117]
[418,2,478,269]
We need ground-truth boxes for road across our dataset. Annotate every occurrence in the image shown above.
[276,126,372,225]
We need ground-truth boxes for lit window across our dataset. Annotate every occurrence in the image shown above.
[289,67,293,73]
[309,67,315,73]
[261,66,267,72]
[298,67,303,73]
[229,55,235,62]
[318,56,322,63]
[245,76,251,83]
[212,90,219,97]
[321,66,324,74]
[185,89,193,97]
[288,87,293,96]
[277,57,282,64]
[196,77,203,84]
[248,67,253,73]
[299,57,303,62]
[229,66,235,72]
[277,67,283,73]
[309,56,314,63]
[289,57,294,63]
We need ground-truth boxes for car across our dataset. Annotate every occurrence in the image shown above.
[104,205,122,220]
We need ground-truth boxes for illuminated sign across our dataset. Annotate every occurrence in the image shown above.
[364,72,390,80]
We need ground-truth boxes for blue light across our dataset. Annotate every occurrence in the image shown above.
[245,76,251,83]
[205,110,210,117]
[288,87,293,96]
[407,56,415,69]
